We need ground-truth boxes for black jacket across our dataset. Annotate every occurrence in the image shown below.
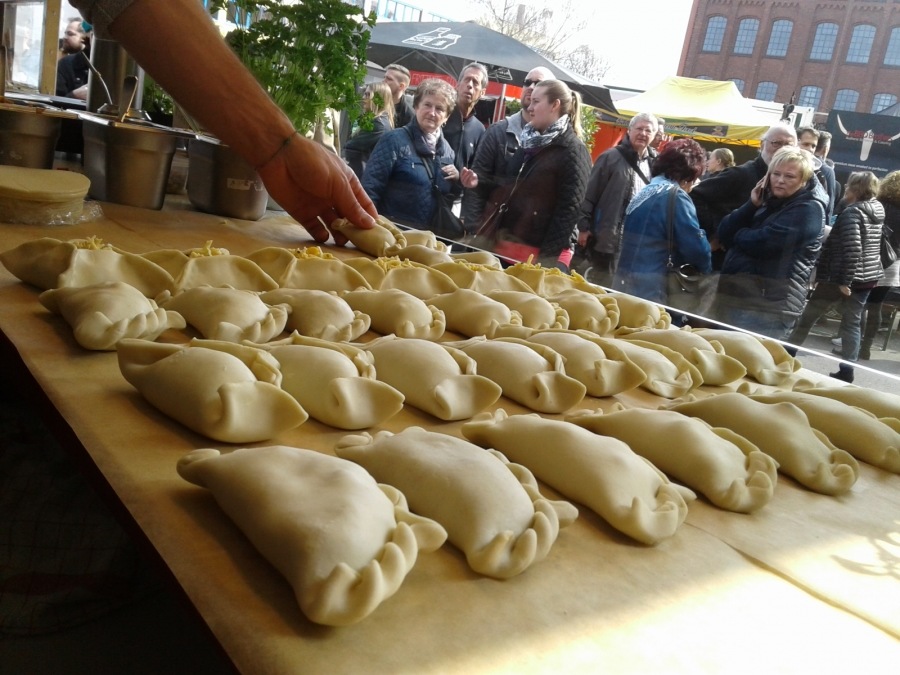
[815,197,885,287]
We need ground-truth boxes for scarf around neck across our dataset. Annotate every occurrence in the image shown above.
[520,114,569,150]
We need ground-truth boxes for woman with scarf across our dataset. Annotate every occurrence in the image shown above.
[362,78,459,229]
[612,138,711,305]
[461,79,591,269]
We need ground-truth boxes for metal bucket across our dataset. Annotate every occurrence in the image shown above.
[188,135,268,221]
[82,116,179,210]
[0,104,64,169]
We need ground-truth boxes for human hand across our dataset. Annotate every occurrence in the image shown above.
[750,176,767,207]
[577,230,590,247]
[441,163,460,182]
[72,84,88,100]
[257,134,378,246]
[460,167,478,189]
[839,285,851,296]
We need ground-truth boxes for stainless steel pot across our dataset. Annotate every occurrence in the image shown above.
[188,135,268,221]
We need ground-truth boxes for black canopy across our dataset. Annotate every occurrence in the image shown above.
[366,21,616,112]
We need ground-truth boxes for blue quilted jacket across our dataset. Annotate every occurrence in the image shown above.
[362,121,455,228]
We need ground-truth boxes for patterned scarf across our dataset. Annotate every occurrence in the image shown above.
[520,114,569,150]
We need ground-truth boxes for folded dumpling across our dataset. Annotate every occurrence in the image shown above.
[792,382,900,423]
[504,262,605,297]
[486,290,568,330]
[39,281,186,350]
[546,288,619,335]
[431,260,533,293]
[260,288,370,341]
[462,410,693,545]
[598,337,701,399]
[335,427,577,579]
[692,328,799,386]
[427,288,522,338]
[606,291,671,329]
[160,286,289,343]
[177,445,447,626]
[330,216,407,257]
[342,288,444,340]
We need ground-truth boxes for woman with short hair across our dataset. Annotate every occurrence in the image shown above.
[714,146,827,339]
[788,171,885,381]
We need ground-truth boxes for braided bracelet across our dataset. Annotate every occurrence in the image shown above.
[255,129,300,171]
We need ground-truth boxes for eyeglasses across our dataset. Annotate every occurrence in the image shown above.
[765,139,793,148]
[523,79,541,88]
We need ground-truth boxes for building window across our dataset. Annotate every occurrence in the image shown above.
[755,81,778,101]
[885,27,900,66]
[766,19,793,57]
[846,24,876,63]
[833,89,860,111]
[810,22,839,60]
[728,78,745,94]
[702,16,727,52]
[798,85,823,109]
[872,93,898,113]
[734,18,760,54]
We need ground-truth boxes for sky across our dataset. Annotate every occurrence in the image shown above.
[412,0,696,90]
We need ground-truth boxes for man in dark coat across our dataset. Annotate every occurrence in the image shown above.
[384,64,414,129]
[443,63,487,214]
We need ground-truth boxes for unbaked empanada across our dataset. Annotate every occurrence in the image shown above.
[486,290,569,330]
[259,288,370,341]
[117,338,307,442]
[160,286,289,343]
[793,382,900,423]
[607,291,671,329]
[692,328,800,386]
[342,288,444,340]
[177,445,447,626]
[172,254,277,292]
[384,244,453,266]
[362,336,501,421]
[462,410,693,545]
[546,288,619,335]
[431,260,533,293]
[666,393,858,495]
[525,331,646,397]
[567,406,778,513]
[599,337,701,399]
[388,229,448,252]
[448,250,503,268]
[39,281,186,350]
[448,337,586,413]
[426,288,522,338]
[330,216,407,257]
[617,327,747,386]
[246,246,372,292]
[334,427,577,579]
[377,259,458,299]
[504,262,605,298]
[747,390,900,474]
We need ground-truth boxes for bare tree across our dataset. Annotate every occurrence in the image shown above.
[557,44,611,82]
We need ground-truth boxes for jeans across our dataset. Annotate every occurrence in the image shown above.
[789,282,872,361]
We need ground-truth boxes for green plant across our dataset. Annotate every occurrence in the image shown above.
[581,105,598,155]
[211,0,376,135]
[142,75,173,118]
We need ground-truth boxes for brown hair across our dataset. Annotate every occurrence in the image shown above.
[533,79,583,138]
[412,78,457,114]
[846,171,879,201]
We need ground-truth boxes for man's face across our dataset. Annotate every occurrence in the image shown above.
[383,70,408,102]
[456,67,485,112]
[760,130,797,163]
[62,21,84,54]
[628,120,657,154]
[520,69,548,114]
[798,132,818,153]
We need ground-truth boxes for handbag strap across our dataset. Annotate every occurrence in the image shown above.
[665,186,678,269]
[405,127,439,188]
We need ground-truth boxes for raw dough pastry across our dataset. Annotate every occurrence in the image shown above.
[606,291,671,329]
[567,406,778,513]
[504,263,605,297]
[330,216,407,257]
[387,229,448,252]
[250,336,404,429]
[448,250,503,268]
[39,281,186,351]
[666,393,858,495]
[160,286,289,343]
[525,331,646,397]
[432,260,534,293]
[1,236,174,296]
[362,335,501,421]
[377,259,458,299]
[486,290,569,330]
[246,246,372,291]
[599,337,701,399]
[747,390,900,474]
[692,328,800,386]
[260,288,370,341]
[143,241,278,292]
[177,445,447,626]
[546,288,619,335]
[617,327,747,386]
[448,337,587,413]
[334,427,577,579]
[793,382,900,423]
[383,244,453,266]
[117,338,307,442]
[426,288,522,338]
[342,288,445,340]
[462,409,694,545]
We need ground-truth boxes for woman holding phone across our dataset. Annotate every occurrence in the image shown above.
[712,146,827,339]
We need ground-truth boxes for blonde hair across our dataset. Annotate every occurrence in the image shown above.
[533,79,583,138]
[710,147,735,169]
[767,146,814,183]
[846,171,879,201]
[877,170,900,207]
[363,81,395,128]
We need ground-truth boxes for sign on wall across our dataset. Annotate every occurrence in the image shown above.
[826,110,900,178]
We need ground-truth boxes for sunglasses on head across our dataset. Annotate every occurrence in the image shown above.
[523,79,541,87]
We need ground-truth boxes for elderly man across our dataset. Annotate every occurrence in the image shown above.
[443,62,488,216]
[461,66,554,232]
[577,112,660,286]
[384,64,414,128]
[690,122,798,269]
[798,125,836,219]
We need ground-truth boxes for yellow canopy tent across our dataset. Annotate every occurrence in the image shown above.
[600,76,776,146]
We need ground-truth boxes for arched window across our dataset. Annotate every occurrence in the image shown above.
[885,27,900,66]
[810,22,838,60]
[702,16,727,52]
[766,19,793,57]
[872,93,898,113]
[832,89,859,111]
[728,78,745,94]
[798,85,823,109]
[755,81,778,101]
[734,18,760,54]
[846,24,876,63]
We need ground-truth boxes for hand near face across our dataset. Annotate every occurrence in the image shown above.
[751,177,767,207]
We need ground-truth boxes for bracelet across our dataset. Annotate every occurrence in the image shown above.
[255,129,299,171]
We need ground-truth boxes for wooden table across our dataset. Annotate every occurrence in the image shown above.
[2,199,899,674]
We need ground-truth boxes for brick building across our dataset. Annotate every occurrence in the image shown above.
[678,0,900,121]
